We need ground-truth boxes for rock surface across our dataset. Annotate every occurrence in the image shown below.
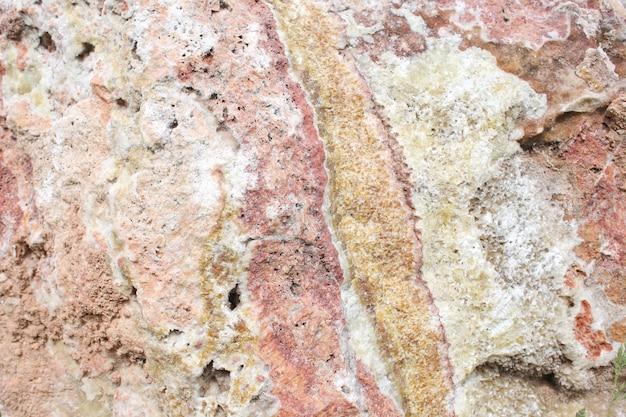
[1,0,626,416]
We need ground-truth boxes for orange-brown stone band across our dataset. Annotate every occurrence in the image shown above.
[267,1,454,415]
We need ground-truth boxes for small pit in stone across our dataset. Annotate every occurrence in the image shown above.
[202,48,214,60]
[542,372,558,389]
[39,32,56,51]
[289,280,301,296]
[199,361,231,397]
[130,39,141,61]
[227,284,240,310]
[76,42,94,60]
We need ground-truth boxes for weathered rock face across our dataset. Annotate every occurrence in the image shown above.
[1,0,626,416]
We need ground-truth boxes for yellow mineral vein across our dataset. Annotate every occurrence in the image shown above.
[267,1,453,415]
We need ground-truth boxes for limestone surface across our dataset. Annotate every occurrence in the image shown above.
[1,0,626,416]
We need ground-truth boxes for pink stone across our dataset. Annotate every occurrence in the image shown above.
[575,300,612,360]
[439,0,571,50]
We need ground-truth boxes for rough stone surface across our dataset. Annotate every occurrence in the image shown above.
[1,0,626,416]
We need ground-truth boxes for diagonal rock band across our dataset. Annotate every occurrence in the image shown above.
[1,0,626,416]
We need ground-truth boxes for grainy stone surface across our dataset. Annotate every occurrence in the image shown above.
[2,0,626,416]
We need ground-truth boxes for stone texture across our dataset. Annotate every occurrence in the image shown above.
[2,0,626,416]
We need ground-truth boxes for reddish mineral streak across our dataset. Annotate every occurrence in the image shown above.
[575,300,612,360]
[351,10,427,63]
[176,0,399,413]
[0,155,22,246]
[240,3,394,413]
[355,360,404,417]
[561,118,626,317]
[439,0,571,50]
[244,6,401,413]
[520,104,626,360]
[248,240,359,416]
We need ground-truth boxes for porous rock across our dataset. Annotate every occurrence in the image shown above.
[1,0,626,416]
